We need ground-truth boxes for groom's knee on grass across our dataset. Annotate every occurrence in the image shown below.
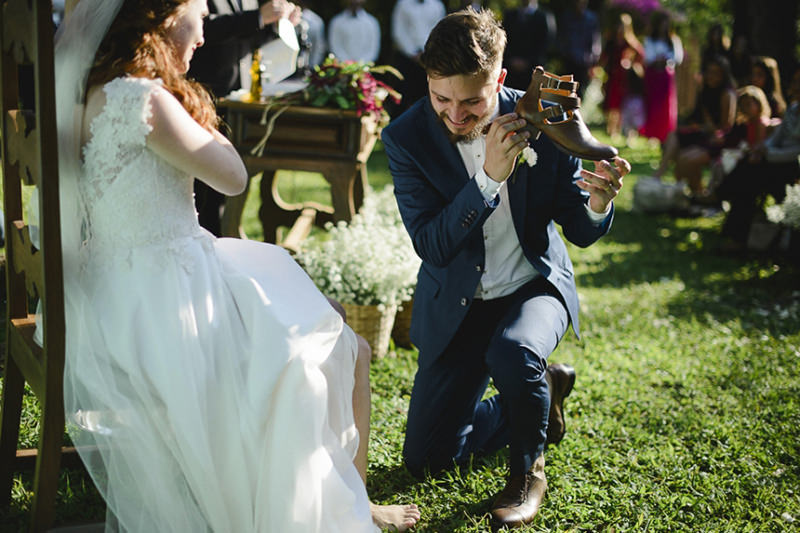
[402,453,434,480]
[402,440,454,480]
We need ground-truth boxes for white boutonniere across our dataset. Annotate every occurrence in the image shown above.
[512,145,537,184]
[519,145,538,167]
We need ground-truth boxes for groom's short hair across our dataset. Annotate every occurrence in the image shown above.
[420,7,506,80]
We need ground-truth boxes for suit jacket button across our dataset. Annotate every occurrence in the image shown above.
[475,265,482,272]
[460,297,468,306]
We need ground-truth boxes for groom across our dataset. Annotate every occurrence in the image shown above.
[381,8,628,529]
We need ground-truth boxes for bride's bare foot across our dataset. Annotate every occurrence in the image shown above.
[370,502,420,532]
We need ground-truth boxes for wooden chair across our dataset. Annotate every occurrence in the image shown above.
[0,1,76,530]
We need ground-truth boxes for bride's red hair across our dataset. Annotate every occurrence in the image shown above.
[87,0,219,131]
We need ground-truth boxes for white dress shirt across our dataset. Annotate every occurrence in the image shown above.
[643,35,684,67]
[456,104,609,300]
[328,8,381,63]
[391,0,446,58]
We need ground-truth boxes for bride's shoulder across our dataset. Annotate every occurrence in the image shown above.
[103,75,164,98]
[82,77,166,146]
[86,76,164,111]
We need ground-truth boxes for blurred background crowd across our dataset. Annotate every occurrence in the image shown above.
[47,0,800,254]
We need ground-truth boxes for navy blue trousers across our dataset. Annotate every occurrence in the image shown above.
[403,277,569,478]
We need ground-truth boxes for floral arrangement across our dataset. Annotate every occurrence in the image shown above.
[295,186,420,310]
[275,56,402,128]
[250,57,402,156]
[766,183,800,230]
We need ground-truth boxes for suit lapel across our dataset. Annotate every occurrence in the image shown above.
[498,89,530,227]
[419,98,471,200]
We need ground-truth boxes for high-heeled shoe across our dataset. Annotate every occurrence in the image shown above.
[515,66,618,161]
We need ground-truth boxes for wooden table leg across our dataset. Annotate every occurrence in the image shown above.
[326,162,363,223]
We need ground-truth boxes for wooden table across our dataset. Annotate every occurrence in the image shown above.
[217,100,380,245]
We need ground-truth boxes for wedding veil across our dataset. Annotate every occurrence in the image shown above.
[55,0,123,284]
[53,0,124,524]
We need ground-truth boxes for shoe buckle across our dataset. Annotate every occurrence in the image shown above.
[541,77,577,94]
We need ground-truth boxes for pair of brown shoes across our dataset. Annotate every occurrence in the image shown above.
[515,66,618,161]
[489,363,575,529]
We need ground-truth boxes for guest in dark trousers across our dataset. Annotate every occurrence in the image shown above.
[717,67,800,253]
[501,0,556,91]
[556,0,600,99]
[188,0,300,236]
[382,8,629,530]
[390,0,446,117]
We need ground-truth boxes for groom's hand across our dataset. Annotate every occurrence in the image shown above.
[483,113,530,183]
[577,157,630,214]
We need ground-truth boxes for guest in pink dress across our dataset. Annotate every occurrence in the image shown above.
[639,10,683,143]
[600,12,643,138]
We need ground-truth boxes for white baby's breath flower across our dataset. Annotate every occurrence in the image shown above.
[295,186,420,307]
[520,146,537,167]
[768,183,800,230]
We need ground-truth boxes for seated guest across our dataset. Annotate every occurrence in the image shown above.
[716,67,800,253]
[649,54,737,195]
[699,85,774,204]
[750,55,787,119]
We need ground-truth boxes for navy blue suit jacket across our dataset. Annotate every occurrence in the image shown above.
[381,86,614,366]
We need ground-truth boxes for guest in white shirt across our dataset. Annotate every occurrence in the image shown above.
[390,0,446,115]
[328,0,381,63]
[296,1,327,71]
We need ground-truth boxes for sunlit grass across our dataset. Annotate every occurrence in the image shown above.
[2,130,799,532]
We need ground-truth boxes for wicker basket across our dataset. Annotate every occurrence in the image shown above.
[342,302,397,359]
[391,298,414,349]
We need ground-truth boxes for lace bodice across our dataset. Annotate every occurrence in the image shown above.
[81,77,207,264]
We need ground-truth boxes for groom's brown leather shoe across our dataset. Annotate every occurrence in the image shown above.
[490,455,547,530]
[545,363,576,446]
[515,66,618,161]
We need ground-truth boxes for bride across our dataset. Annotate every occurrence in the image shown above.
[55,0,419,530]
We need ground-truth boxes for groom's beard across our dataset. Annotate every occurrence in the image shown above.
[437,108,494,144]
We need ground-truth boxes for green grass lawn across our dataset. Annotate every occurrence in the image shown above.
[2,132,799,532]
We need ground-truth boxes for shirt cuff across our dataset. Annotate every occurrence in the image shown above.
[474,166,504,203]
[585,201,611,223]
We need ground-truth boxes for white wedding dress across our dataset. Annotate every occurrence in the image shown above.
[63,76,378,532]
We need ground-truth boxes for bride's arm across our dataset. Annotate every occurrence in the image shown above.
[146,85,247,196]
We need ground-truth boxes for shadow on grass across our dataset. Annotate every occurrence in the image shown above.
[0,468,105,532]
[370,451,518,532]
[366,463,419,501]
[575,208,800,337]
